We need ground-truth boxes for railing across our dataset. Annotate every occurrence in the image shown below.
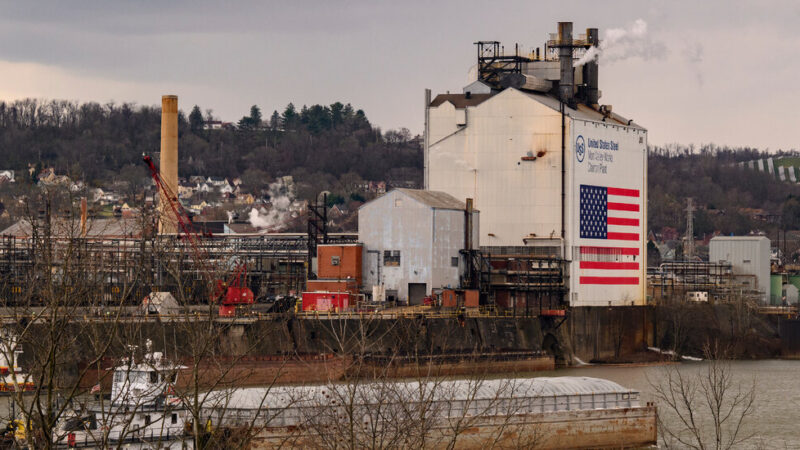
[0,304,551,325]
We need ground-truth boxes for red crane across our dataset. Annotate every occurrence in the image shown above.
[143,155,254,316]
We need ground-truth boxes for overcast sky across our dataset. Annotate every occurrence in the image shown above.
[1,1,798,150]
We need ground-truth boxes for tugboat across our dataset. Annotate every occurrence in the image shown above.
[51,340,192,449]
[0,332,34,393]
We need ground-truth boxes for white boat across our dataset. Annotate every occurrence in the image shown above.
[0,331,34,393]
[51,340,193,449]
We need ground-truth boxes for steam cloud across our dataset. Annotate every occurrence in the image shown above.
[574,19,667,67]
[248,179,295,231]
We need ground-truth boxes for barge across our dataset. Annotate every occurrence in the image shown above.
[206,376,657,448]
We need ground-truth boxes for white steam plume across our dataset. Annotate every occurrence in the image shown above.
[248,180,295,231]
[574,19,667,67]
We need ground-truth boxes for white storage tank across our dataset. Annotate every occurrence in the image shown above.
[709,236,770,302]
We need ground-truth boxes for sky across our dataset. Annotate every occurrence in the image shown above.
[1,1,799,151]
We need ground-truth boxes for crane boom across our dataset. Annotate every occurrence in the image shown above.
[143,155,253,315]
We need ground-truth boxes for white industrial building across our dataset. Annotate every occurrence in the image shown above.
[424,23,648,307]
[358,189,479,304]
[709,236,771,302]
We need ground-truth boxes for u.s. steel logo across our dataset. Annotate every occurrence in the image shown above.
[575,135,586,162]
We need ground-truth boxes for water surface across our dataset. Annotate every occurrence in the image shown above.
[528,360,800,448]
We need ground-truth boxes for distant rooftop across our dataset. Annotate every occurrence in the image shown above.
[395,188,474,211]
[429,89,643,129]
[429,93,494,109]
[1,217,143,239]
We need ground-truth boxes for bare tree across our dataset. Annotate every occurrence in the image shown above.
[0,187,155,448]
[0,187,291,449]
[287,315,543,449]
[650,343,756,449]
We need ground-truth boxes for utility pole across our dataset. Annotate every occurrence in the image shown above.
[684,198,695,260]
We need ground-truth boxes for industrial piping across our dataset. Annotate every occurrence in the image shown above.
[159,95,179,234]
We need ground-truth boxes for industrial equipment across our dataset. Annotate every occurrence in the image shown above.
[143,155,254,316]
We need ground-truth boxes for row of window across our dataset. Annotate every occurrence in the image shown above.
[381,251,459,267]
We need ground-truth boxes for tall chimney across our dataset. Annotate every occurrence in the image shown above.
[80,197,87,238]
[159,95,179,234]
[557,22,574,104]
[584,28,600,105]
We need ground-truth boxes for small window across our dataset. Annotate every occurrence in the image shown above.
[394,198,403,207]
[149,371,158,384]
[144,415,151,426]
[451,257,459,267]
[743,259,751,263]
[384,250,401,266]
[331,255,340,266]
[171,413,178,425]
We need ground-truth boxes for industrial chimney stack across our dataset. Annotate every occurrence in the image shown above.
[159,95,179,234]
[557,22,574,104]
[584,28,600,106]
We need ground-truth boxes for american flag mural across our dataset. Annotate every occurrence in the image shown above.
[578,184,641,285]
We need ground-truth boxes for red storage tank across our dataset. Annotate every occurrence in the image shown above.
[302,292,350,312]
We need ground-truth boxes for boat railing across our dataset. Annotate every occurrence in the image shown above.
[58,425,189,449]
[204,389,641,429]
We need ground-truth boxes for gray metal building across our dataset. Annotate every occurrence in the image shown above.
[709,236,771,302]
[358,189,479,304]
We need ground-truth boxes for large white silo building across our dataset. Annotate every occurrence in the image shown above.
[424,22,648,307]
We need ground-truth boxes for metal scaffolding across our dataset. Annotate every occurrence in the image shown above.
[462,248,568,317]
[647,261,761,303]
[0,233,356,305]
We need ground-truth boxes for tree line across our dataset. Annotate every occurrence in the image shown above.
[3,98,799,238]
[0,98,422,201]
[648,144,800,239]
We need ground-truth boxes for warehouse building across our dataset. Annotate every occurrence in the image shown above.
[424,22,647,307]
[709,236,770,302]
[358,189,479,304]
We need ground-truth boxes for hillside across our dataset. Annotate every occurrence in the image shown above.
[1,99,799,258]
[648,145,800,261]
[0,99,423,203]
[735,156,800,183]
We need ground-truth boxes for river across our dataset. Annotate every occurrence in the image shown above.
[527,359,800,448]
[4,359,797,447]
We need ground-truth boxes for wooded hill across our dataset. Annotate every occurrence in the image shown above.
[0,99,422,201]
[1,99,799,245]
[648,145,800,240]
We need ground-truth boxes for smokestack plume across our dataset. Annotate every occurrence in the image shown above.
[159,95,179,234]
[584,28,600,105]
[558,22,574,104]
